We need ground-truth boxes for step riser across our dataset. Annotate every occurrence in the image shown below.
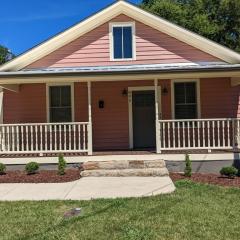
[81,168,169,177]
[82,160,165,171]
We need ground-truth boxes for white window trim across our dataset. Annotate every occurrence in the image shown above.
[109,22,136,61]
[46,83,75,123]
[171,79,201,119]
[128,86,162,149]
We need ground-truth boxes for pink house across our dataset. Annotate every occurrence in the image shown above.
[0,0,239,156]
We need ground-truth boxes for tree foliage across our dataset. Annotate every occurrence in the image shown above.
[141,0,240,52]
[0,45,15,65]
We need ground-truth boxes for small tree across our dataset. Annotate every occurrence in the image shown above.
[25,162,39,175]
[184,154,192,177]
[58,154,67,175]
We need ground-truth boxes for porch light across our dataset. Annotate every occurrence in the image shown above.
[162,86,168,95]
[122,88,128,96]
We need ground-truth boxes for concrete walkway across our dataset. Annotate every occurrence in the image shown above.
[0,177,175,201]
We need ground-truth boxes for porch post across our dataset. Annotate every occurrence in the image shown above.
[0,88,3,124]
[154,79,161,153]
[87,81,93,155]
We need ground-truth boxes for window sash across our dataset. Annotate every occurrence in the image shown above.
[174,82,197,119]
[113,26,133,59]
[49,86,72,123]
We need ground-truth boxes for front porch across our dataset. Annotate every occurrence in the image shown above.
[0,75,239,155]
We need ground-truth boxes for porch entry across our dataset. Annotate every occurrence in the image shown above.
[128,86,161,150]
[132,90,156,148]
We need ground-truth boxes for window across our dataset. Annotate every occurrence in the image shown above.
[174,82,197,119]
[49,85,72,122]
[110,23,135,60]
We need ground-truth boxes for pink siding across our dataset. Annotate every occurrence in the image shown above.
[26,14,220,69]
[3,84,46,123]
[89,80,171,150]
[3,78,239,150]
[201,78,240,118]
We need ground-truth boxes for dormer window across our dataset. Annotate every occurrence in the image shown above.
[110,22,136,61]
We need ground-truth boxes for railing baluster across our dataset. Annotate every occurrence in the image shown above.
[16,126,19,152]
[183,122,185,148]
[163,122,165,149]
[167,122,170,148]
[40,125,43,151]
[45,125,48,151]
[177,122,180,148]
[193,121,195,148]
[207,121,210,148]
[217,121,220,147]
[63,124,67,150]
[187,121,190,148]
[69,125,72,150]
[59,124,62,151]
[11,126,15,151]
[222,120,225,147]
[54,125,57,151]
[49,125,52,151]
[227,120,230,147]
[197,121,200,147]
[73,124,76,150]
[30,125,33,151]
[173,122,175,148]
[35,125,38,151]
[213,121,215,148]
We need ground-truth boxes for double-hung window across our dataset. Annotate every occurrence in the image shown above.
[174,82,198,119]
[49,85,73,123]
[110,23,135,60]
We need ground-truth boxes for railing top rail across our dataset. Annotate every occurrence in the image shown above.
[0,122,89,127]
[159,118,240,123]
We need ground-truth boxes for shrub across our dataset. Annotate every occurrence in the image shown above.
[58,154,67,175]
[25,162,39,175]
[0,163,6,175]
[184,154,192,177]
[220,166,238,178]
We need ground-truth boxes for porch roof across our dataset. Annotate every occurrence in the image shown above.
[1,63,240,78]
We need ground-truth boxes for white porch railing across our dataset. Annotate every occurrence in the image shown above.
[0,122,89,154]
[158,118,240,151]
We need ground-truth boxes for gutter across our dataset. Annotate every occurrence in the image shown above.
[1,65,240,78]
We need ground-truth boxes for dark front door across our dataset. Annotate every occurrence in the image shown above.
[132,90,156,149]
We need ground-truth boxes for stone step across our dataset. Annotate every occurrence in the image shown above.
[82,159,165,171]
[80,168,169,177]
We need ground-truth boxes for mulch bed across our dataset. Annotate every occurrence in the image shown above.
[0,169,81,183]
[170,172,240,188]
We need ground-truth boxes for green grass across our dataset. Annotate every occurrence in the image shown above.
[0,180,240,240]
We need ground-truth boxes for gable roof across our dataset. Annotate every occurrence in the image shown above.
[1,0,240,72]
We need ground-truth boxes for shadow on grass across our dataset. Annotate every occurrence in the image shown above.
[18,200,127,240]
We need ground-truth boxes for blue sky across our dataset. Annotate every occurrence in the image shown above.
[0,0,141,55]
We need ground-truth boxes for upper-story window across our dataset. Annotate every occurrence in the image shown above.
[110,22,135,61]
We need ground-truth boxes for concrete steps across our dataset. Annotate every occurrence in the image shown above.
[80,159,169,177]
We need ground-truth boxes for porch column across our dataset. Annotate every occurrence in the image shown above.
[154,79,161,153]
[0,88,3,124]
[87,81,93,155]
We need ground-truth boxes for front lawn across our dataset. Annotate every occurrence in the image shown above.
[0,181,239,240]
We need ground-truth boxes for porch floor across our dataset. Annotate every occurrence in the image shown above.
[0,149,238,159]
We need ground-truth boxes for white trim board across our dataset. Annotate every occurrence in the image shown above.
[1,1,240,72]
[128,86,161,149]
[109,22,136,61]
[46,83,75,123]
